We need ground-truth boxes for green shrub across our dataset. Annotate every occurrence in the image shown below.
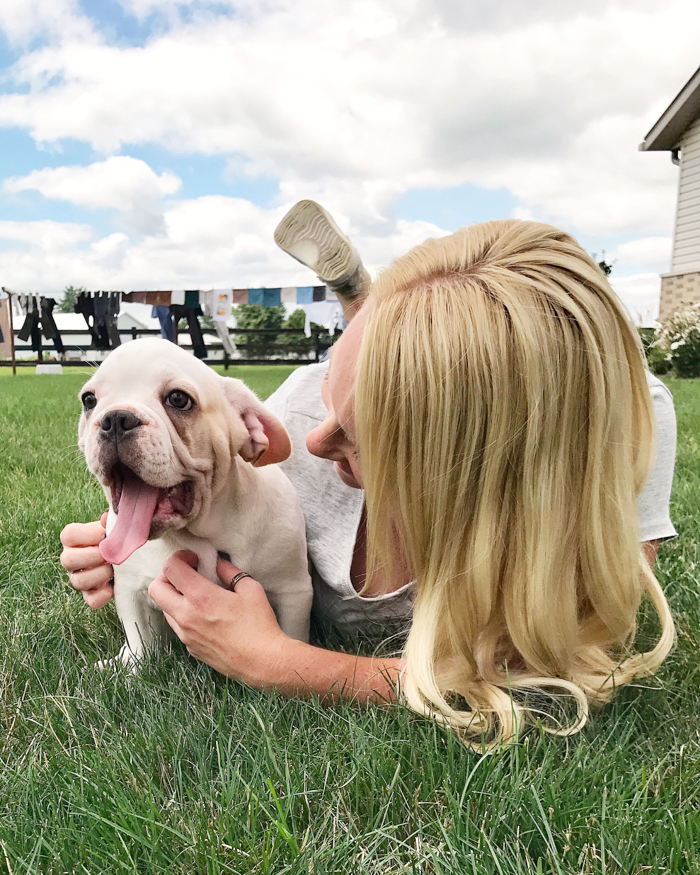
[654,304,700,378]
[637,327,671,376]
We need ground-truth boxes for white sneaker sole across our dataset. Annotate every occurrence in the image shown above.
[274,200,359,285]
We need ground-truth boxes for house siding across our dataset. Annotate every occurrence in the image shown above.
[672,116,700,273]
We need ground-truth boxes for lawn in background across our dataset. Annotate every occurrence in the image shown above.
[0,369,698,873]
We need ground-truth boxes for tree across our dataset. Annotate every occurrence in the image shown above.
[591,252,614,277]
[58,285,86,313]
[279,308,317,353]
[233,305,329,358]
[233,305,286,357]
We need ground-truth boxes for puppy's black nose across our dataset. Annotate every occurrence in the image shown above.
[100,409,142,441]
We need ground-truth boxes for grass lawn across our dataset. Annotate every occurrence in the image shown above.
[0,368,699,874]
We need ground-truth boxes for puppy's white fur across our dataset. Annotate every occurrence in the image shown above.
[78,338,312,668]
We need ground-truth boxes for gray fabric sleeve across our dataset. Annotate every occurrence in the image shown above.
[637,374,678,543]
[262,364,308,416]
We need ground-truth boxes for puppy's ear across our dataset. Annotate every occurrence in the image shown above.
[221,378,291,466]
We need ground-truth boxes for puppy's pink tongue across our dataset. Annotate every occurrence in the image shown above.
[100,473,160,565]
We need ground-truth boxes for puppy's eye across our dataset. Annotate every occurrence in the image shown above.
[82,392,97,412]
[166,390,194,411]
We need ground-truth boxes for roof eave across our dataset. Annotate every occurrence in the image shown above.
[640,64,700,152]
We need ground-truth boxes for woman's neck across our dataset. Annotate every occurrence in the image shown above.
[350,506,412,597]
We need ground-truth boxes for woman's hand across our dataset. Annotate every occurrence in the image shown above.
[60,512,115,609]
[150,551,403,703]
[148,551,298,688]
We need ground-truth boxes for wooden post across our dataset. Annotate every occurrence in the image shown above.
[2,287,17,375]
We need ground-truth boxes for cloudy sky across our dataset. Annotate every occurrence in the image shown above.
[0,0,698,322]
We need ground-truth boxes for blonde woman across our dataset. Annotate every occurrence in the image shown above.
[62,218,677,745]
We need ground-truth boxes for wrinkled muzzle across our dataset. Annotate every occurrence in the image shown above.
[85,406,196,566]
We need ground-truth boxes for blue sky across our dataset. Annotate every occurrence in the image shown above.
[0,0,698,321]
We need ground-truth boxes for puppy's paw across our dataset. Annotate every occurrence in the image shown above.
[95,644,140,674]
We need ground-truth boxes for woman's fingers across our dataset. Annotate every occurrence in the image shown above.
[83,583,115,610]
[68,564,113,592]
[148,570,185,615]
[60,545,107,574]
[159,551,208,595]
[216,557,258,591]
[60,519,107,549]
[175,550,199,569]
[60,516,114,609]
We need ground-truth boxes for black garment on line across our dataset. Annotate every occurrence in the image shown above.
[40,298,65,354]
[17,297,65,355]
[75,293,121,350]
[93,292,121,349]
[171,304,207,359]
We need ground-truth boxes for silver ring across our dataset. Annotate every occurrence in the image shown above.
[227,571,252,590]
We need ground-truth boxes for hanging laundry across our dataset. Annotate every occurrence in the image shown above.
[185,290,200,308]
[201,289,236,357]
[233,289,249,305]
[75,293,105,350]
[75,292,121,350]
[297,301,345,337]
[16,295,64,355]
[313,286,327,302]
[123,290,172,305]
[152,305,175,342]
[212,289,233,321]
[40,297,65,354]
[171,289,186,305]
[296,286,314,305]
[262,288,282,307]
[0,295,12,360]
[17,296,43,356]
[171,304,207,359]
[93,292,121,349]
[281,287,297,304]
[247,288,264,306]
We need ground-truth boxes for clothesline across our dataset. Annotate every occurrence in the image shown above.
[2,285,345,362]
[6,285,337,306]
[124,286,336,305]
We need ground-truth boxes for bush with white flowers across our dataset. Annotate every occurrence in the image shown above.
[654,303,700,378]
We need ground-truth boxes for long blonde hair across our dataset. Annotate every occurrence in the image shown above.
[355,220,675,746]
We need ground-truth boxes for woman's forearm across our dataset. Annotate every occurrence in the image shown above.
[265,639,403,705]
[149,553,404,704]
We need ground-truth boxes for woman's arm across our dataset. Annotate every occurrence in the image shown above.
[148,552,402,705]
[643,539,661,566]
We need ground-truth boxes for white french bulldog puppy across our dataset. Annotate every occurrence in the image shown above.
[78,337,313,668]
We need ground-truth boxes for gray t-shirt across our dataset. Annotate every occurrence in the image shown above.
[265,364,677,635]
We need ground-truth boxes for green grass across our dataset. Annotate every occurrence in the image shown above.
[0,370,699,874]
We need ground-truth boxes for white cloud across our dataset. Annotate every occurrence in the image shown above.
[0,0,88,45]
[0,192,662,324]
[0,219,91,249]
[4,157,182,235]
[0,0,696,328]
[612,236,673,274]
[0,193,452,293]
[609,273,662,325]
[0,0,697,236]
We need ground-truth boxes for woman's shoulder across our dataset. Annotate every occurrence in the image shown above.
[264,361,329,421]
[645,370,673,404]
[645,370,676,434]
